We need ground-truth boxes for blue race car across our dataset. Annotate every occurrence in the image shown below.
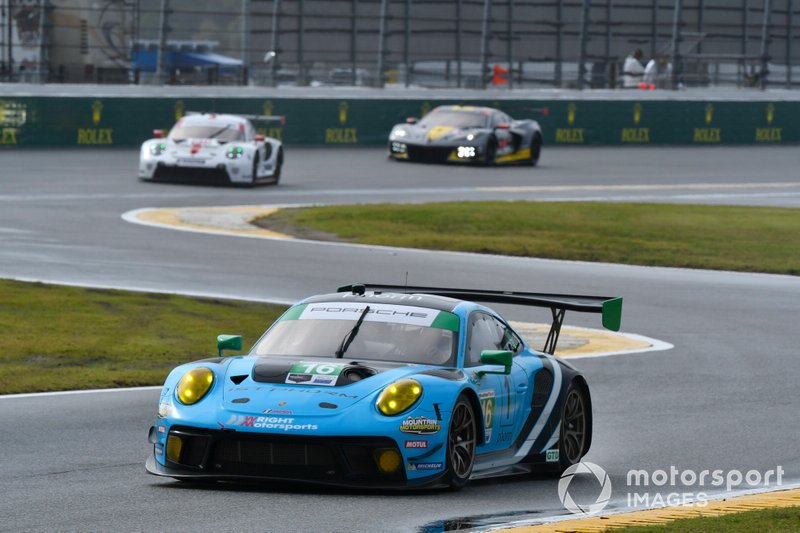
[146,284,622,489]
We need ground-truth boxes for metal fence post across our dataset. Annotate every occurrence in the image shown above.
[456,0,462,88]
[670,0,683,89]
[787,0,793,88]
[507,0,514,89]
[577,0,591,89]
[156,0,169,85]
[759,0,773,89]
[479,0,492,89]
[555,0,563,86]
[270,0,282,87]
[241,1,250,85]
[742,0,749,57]
[377,0,390,88]
[298,0,305,85]
[404,0,412,86]
[651,0,659,59]
[351,0,358,86]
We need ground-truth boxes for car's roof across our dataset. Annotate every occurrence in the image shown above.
[302,291,464,312]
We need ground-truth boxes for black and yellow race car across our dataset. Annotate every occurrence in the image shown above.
[388,105,543,166]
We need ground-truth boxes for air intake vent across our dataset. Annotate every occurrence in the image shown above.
[230,375,248,385]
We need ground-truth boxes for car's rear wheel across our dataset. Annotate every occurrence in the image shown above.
[530,134,542,167]
[445,396,476,490]
[558,385,588,471]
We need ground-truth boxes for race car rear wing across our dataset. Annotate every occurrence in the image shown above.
[185,111,286,125]
[337,283,622,355]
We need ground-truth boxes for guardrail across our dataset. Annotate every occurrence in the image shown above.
[0,96,794,147]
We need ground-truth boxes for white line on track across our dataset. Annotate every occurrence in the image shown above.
[4,275,296,306]
[0,386,162,400]
[4,180,800,203]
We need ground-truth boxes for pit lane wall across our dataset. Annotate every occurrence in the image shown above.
[0,92,794,147]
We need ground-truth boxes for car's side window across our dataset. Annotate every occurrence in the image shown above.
[497,319,524,355]
[466,313,504,366]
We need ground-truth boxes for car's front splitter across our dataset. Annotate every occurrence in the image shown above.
[145,452,446,490]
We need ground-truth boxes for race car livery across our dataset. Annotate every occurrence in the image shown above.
[139,112,284,186]
[388,105,543,166]
[146,283,622,489]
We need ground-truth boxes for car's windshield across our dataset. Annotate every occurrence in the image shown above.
[419,110,487,129]
[168,124,244,142]
[251,302,459,366]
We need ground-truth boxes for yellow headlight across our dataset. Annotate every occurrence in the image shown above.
[376,378,423,416]
[176,367,215,405]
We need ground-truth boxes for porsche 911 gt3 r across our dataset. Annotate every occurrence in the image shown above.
[146,283,622,489]
[388,105,543,166]
[139,112,284,186]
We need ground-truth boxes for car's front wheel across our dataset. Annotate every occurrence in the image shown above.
[445,396,477,490]
[483,138,497,166]
[558,384,589,472]
[530,134,543,167]
[251,152,260,186]
[273,148,283,185]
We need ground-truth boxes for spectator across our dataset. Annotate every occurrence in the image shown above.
[643,54,673,89]
[622,48,645,88]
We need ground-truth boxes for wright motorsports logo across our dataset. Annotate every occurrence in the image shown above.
[558,462,612,515]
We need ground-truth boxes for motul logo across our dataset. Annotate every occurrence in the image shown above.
[404,440,429,449]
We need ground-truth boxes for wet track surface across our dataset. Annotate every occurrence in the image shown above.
[1,146,799,531]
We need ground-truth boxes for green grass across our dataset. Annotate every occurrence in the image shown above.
[0,280,285,394]
[610,506,800,532]
[256,202,800,275]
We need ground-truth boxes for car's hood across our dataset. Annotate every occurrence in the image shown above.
[391,124,488,144]
[220,356,436,416]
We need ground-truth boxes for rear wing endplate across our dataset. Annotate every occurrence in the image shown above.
[337,283,622,355]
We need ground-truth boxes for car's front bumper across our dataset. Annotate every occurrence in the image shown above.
[146,425,444,488]
[388,141,485,164]
[138,158,257,185]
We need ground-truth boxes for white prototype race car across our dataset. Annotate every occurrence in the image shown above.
[139,112,284,186]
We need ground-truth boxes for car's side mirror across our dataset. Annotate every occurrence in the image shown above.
[153,129,165,138]
[406,117,418,124]
[255,134,266,141]
[217,334,243,356]
[478,350,513,375]
[495,123,511,130]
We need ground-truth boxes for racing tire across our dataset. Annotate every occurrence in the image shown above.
[445,395,477,490]
[483,138,497,167]
[273,148,283,185]
[250,152,260,186]
[557,384,589,473]
[530,134,543,167]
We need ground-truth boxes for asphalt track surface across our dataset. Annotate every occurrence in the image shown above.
[1,146,799,532]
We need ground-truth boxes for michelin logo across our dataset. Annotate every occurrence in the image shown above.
[225,415,318,431]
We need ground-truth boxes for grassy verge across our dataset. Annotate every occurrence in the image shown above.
[0,279,285,394]
[611,506,800,532]
[256,202,800,275]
